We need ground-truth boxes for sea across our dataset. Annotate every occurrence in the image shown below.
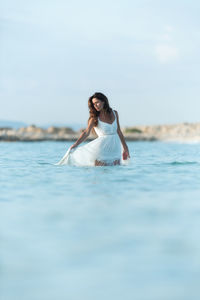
[1,141,200,300]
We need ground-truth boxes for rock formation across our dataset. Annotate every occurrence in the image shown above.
[1,123,200,142]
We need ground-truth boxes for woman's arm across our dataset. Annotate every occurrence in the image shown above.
[115,110,130,158]
[70,118,95,149]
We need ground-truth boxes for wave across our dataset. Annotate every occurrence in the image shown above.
[165,161,199,166]
[37,162,52,165]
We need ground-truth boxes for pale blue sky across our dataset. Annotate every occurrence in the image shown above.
[1,0,200,127]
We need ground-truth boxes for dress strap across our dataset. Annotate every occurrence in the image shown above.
[112,109,116,121]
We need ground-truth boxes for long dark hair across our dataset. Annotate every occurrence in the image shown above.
[88,92,112,127]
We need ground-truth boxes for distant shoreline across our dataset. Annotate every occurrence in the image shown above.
[1,123,200,142]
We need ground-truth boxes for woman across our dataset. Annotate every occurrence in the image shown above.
[56,92,130,166]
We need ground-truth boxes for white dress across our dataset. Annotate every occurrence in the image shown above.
[56,109,128,167]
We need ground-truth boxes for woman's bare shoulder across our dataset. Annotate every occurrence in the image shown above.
[88,117,95,126]
[90,116,96,121]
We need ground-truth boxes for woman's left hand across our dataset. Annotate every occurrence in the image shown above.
[122,149,130,160]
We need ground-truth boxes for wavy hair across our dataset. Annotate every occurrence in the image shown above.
[88,92,112,127]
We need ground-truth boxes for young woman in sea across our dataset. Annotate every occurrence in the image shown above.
[56,92,130,166]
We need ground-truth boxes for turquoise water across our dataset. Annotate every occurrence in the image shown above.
[1,141,200,300]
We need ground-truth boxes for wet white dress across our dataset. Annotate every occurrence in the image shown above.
[56,109,127,167]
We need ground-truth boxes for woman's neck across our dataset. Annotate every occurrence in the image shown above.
[99,108,112,117]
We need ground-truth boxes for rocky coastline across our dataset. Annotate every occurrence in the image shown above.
[1,123,200,142]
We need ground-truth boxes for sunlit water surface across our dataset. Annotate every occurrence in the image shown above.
[1,141,200,300]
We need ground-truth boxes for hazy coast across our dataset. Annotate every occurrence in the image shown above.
[1,123,200,142]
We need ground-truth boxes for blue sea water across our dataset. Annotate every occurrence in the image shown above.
[1,141,200,300]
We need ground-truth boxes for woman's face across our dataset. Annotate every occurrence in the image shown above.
[92,98,104,111]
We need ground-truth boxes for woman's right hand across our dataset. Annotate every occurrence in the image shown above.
[69,144,77,150]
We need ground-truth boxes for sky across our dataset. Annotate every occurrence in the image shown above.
[1,0,200,128]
